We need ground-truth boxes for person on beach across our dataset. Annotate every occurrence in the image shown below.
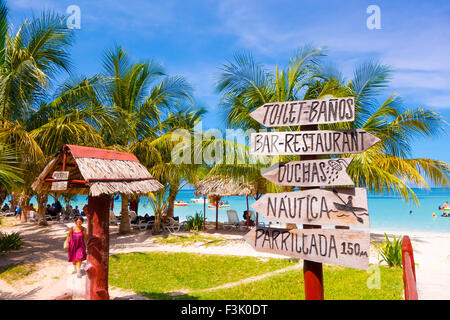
[1,203,9,212]
[65,217,87,278]
[54,200,62,221]
[14,205,21,218]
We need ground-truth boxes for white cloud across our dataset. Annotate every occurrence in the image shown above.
[216,0,450,109]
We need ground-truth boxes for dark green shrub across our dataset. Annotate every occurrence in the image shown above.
[0,232,24,253]
[185,212,204,232]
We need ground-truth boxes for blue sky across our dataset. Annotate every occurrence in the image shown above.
[8,0,450,167]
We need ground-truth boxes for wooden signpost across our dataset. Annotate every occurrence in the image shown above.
[251,129,380,156]
[251,188,369,228]
[51,171,69,191]
[261,158,354,187]
[247,96,379,300]
[249,97,355,127]
[244,227,370,270]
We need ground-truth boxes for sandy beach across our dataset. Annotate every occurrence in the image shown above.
[0,220,448,300]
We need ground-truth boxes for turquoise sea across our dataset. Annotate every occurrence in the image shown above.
[6,187,449,233]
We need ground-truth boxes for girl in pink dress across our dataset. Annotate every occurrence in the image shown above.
[65,217,87,278]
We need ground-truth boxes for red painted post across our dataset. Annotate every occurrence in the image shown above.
[401,236,418,300]
[303,224,324,300]
[86,194,111,300]
[300,123,324,300]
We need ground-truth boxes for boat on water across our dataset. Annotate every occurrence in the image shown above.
[439,202,450,216]
[174,200,188,207]
[208,201,230,209]
[190,197,209,204]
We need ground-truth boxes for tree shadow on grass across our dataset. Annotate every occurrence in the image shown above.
[139,291,199,300]
[0,286,42,300]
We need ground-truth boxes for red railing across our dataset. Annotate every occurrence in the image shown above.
[401,235,418,300]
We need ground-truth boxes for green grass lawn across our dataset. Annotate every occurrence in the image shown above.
[109,252,297,299]
[188,265,403,300]
[0,263,35,284]
[151,233,231,247]
[109,252,403,300]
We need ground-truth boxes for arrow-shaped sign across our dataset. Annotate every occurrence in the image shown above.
[250,129,380,156]
[250,97,355,127]
[244,227,370,270]
[251,188,369,228]
[262,158,354,187]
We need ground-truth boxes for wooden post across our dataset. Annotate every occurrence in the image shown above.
[301,123,324,300]
[203,196,206,232]
[255,194,260,226]
[215,197,219,230]
[246,196,249,232]
[86,194,111,300]
[401,236,418,300]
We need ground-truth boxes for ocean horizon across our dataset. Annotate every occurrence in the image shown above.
[4,187,449,234]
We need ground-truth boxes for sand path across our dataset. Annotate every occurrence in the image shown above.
[0,221,448,300]
[371,229,450,300]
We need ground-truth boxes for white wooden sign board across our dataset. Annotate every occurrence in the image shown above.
[262,158,354,187]
[244,227,370,270]
[251,187,369,227]
[250,129,380,156]
[250,97,355,127]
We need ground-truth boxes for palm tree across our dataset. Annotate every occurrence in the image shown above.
[98,45,193,233]
[0,4,74,125]
[315,61,450,202]
[0,2,79,223]
[132,108,206,221]
[216,50,450,203]
[0,143,22,191]
[216,46,324,131]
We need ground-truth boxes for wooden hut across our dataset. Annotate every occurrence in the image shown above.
[194,176,256,230]
[32,144,163,300]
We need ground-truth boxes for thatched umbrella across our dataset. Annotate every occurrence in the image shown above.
[32,145,163,300]
[194,176,256,230]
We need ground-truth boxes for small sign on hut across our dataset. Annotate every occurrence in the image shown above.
[51,171,70,191]
[32,145,164,300]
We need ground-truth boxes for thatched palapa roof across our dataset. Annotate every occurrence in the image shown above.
[194,176,256,198]
[32,145,164,196]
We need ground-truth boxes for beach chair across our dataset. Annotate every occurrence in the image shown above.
[131,219,153,231]
[224,210,246,231]
[4,210,14,217]
[28,210,37,223]
[45,213,57,221]
[129,210,137,223]
[162,217,181,233]
[128,211,153,231]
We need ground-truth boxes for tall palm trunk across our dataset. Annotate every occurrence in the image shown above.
[166,186,178,218]
[10,192,17,212]
[19,192,29,223]
[0,189,7,209]
[119,195,130,234]
[152,211,162,234]
[37,193,48,226]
